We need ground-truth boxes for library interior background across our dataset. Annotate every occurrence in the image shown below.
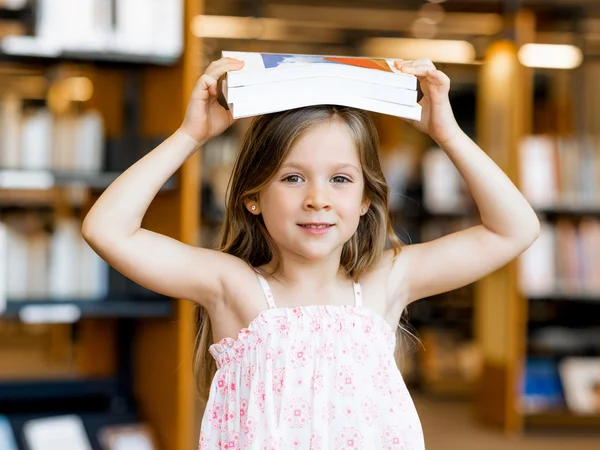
[1,0,600,449]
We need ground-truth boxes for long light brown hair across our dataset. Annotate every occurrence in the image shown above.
[194,105,407,401]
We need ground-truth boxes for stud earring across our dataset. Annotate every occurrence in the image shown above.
[361,208,367,214]
[251,205,256,211]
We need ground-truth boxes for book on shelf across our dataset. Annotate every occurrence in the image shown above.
[1,0,182,59]
[520,134,600,209]
[0,415,18,450]
[559,357,600,415]
[0,93,105,173]
[23,415,92,450]
[0,215,108,302]
[519,218,600,297]
[220,51,421,120]
[522,357,564,414]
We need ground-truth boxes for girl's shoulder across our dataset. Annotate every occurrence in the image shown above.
[360,248,410,313]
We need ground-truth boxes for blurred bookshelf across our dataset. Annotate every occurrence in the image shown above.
[475,36,600,433]
[0,1,200,449]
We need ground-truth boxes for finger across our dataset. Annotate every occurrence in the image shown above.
[398,64,436,77]
[204,57,244,80]
[395,59,436,71]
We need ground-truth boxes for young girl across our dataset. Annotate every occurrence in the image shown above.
[82,57,540,449]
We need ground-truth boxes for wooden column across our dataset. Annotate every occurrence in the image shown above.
[474,38,533,433]
[133,1,202,449]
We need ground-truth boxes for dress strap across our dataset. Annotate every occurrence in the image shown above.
[254,270,277,309]
[353,280,363,307]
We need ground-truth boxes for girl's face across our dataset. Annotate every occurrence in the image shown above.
[255,118,369,263]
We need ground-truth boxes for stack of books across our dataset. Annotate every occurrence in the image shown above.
[220,51,421,120]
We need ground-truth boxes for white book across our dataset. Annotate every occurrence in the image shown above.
[49,219,81,299]
[24,415,92,450]
[230,93,421,120]
[0,223,7,314]
[74,110,104,172]
[224,76,418,106]
[223,51,417,90]
[21,109,53,170]
[6,226,28,299]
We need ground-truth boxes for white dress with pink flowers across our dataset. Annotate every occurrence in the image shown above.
[199,271,425,449]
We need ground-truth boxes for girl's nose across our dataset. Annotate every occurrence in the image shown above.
[303,185,331,210]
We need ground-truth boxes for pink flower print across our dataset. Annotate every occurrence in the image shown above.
[334,365,356,396]
[335,427,363,450]
[284,397,311,428]
[273,316,290,338]
[322,401,336,424]
[223,431,240,450]
[363,316,373,332]
[208,403,225,429]
[291,436,302,448]
[343,405,355,419]
[310,319,322,332]
[239,398,249,428]
[381,426,405,449]
[311,372,324,393]
[334,315,345,332]
[262,436,283,450]
[289,340,312,368]
[310,431,322,450]
[243,364,256,387]
[222,403,236,430]
[226,380,237,402]
[319,340,336,364]
[372,363,390,394]
[216,371,228,396]
[351,340,369,363]
[242,416,257,446]
[291,306,303,318]
[361,397,378,426]
[253,381,266,412]
[199,432,208,449]
[272,367,286,395]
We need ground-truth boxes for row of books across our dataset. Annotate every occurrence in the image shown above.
[0,99,105,172]
[522,356,600,415]
[0,415,157,450]
[0,215,108,302]
[520,135,600,209]
[220,51,421,120]
[1,0,182,59]
[519,219,600,297]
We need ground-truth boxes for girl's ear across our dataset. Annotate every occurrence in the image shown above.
[243,197,261,215]
[361,199,371,216]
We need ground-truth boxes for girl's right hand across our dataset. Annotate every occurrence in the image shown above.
[179,57,245,145]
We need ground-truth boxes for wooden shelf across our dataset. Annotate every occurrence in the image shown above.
[536,206,600,216]
[0,170,176,191]
[0,377,119,403]
[527,292,600,302]
[2,296,173,322]
[525,410,600,429]
[0,47,179,67]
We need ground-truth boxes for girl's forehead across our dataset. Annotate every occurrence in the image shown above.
[286,121,360,163]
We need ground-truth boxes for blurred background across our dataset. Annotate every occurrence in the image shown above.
[0,0,599,449]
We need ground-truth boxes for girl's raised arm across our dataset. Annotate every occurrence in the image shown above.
[389,59,540,305]
[82,58,246,307]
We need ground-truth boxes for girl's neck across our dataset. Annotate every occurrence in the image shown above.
[260,255,346,288]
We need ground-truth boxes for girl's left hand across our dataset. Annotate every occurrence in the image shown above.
[395,59,460,145]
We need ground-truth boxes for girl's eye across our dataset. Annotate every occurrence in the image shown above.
[331,175,351,183]
[283,174,303,183]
